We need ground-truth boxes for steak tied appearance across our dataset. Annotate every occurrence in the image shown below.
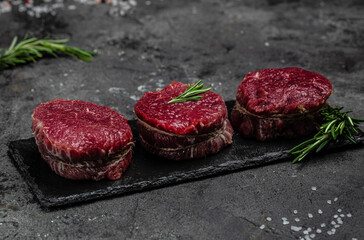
[134,82,233,160]
[32,99,133,181]
[231,67,333,141]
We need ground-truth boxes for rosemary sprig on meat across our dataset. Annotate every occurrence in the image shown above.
[289,106,364,163]
[0,36,97,69]
[168,80,211,104]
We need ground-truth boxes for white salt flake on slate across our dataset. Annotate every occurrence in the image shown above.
[352,238,358,240]
[307,228,312,232]
[310,234,316,238]
[331,221,336,225]
[304,235,311,240]
[291,226,302,231]
[308,213,313,218]
[327,230,333,235]
[321,223,326,227]
[316,229,322,233]
[318,209,323,214]
[338,209,342,212]
[311,186,317,191]
[327,200,332,204]
[334,197,338,201]
[283,220,290,225]
[266,217,272,222]
[303,230,309,235]
[334,224,340,228]
[295,218,300,222]
[331,228,336,234]
[334,215,338,218]
[260,224,265,229]
[293,210,298,214]
[347,213,352,217]
[340,214,345,218]
[337,218,343,225]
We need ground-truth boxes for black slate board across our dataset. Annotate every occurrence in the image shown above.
[8,101,364,208]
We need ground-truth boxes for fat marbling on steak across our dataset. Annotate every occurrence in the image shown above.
[32,99,133,181]
[231,67,333,141]
[134,82,233,160]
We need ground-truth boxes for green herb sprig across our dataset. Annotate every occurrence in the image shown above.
[168,80,211,104]
[0,36,97,70]
[289,106,364,163]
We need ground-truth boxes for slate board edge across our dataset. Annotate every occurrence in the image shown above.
[8,132,364,208]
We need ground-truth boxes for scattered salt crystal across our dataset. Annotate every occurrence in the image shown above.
[265,42,270,47]
[334,215,338,218]
[334,197,338,201]
[282,217,287,221]
[327,230,333,235]
[334,224,340,228]
[303,230,309,235]
[318,209,323,214]
[291,226,302,231]
[293,210,298,214]
[337,218,343,224]
[260,224,265,229]
[307,228,312,232]
[283,220,290,225]
[67,5,76,10]
[338,209,342,212]
[327,200,332,204]
[304,235,311,240]
[295,218,300,222]
[331,228,336,234]
[316,229,322,233]
[308,213,313,218]
[352,238,358,240]
[331,221,336,225]
[321,223,326,227]
[266,217,272,222]
[311,186,317,191]
[347,213,352,217]
[310,234,316,238]
[340,214,345,218]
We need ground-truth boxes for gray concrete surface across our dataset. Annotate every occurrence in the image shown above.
[0,0,363,239]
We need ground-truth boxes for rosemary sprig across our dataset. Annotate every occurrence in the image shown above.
[0,36,97,70]
[168,80,211,104]
[289,106,364,163]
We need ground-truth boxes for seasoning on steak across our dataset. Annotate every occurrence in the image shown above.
[134,81,233,160]
[32,99,133,181]
[231,67,333,141]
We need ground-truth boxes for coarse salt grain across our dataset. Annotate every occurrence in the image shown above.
[308,213,313,218]
[260,224,265,229]
[327,200,332,204]
[291,226,302,231]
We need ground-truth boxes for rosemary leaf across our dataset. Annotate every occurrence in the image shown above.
[168,80,211,104]
[289,106,363,163]
[0,36,97,69]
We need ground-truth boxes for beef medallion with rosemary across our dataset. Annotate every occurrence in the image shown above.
[231,67,333,141]
[134,81,234,160]
[32,99,133,181]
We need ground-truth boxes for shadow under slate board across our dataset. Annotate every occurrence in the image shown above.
[8,101,364,208]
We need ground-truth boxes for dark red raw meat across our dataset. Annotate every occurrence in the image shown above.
[32,99,133,181]
[134,82,233,160]
[236,67,333,114]
[232,68,333,141]
[134,81,227,135]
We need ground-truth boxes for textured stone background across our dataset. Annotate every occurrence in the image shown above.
[0,0,363,239]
